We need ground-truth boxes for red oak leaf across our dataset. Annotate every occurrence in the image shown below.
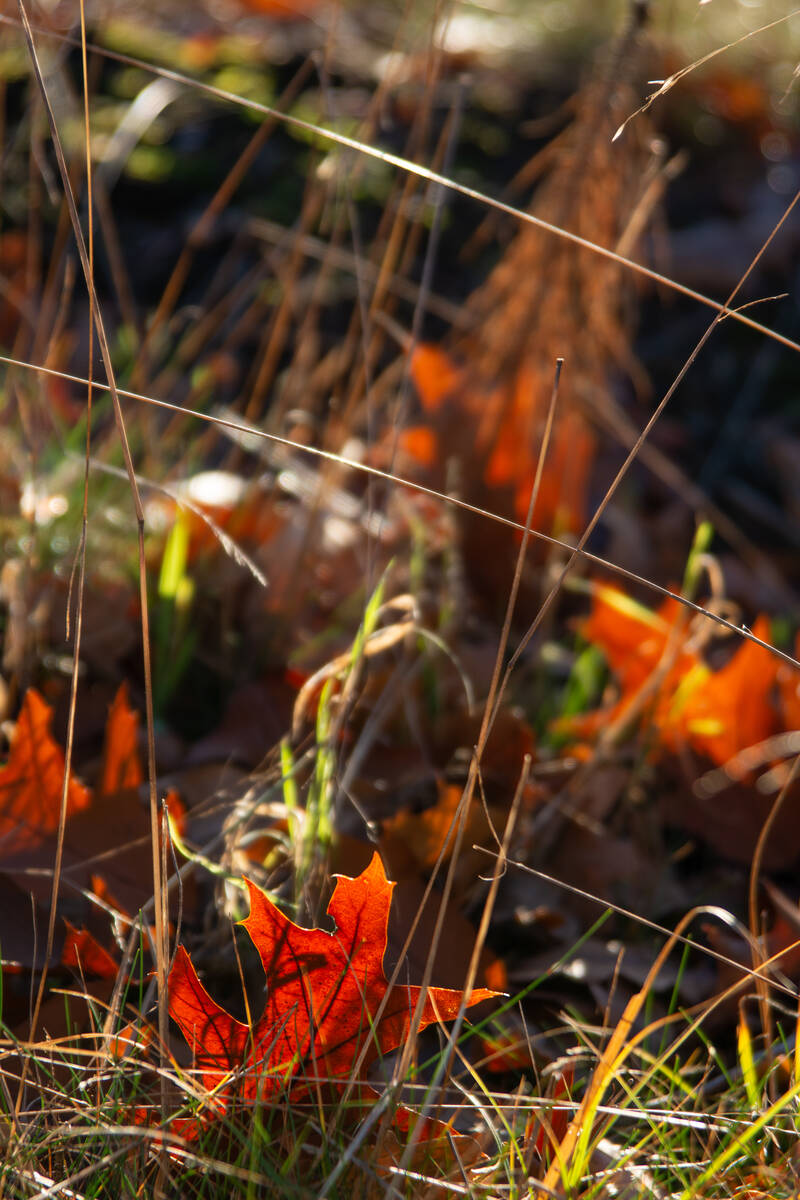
[0,689,90,857]
[168,852,498,1105]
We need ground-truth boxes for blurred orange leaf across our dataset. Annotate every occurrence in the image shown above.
[583,584,694,693]
[236,0,320,16]
[108,1020,153,1061]
[398,425,439,468]
[511,409,596,534]
[382,782,483,873]
[409,344,464,413]
[406,344,596,536]
[100,683,144,796]
[0,689,90,857]
[569,589,785,769]
[663,614,780,765]
[480,1025,532,1073]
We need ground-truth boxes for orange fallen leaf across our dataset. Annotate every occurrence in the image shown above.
[406,344,596,537]
[108,1020,153,1061]
[160,787,187,841]
[582,584,695,694]
[100,682,144,796]
[568,588,784,770]
[555,585,698,745]
[0,689,90,857]
[168,852,499,1108]
[663,614,780,766]
[483,364,534,489]
[379,780,514,911]
[236,0,321,17]
[90,873,127,916]
[511,409,596,535]
[381,782,487,874]
[479,1025,532,1073]
[409,344,464,413]
[61,922,119,980]
[398,425,439,468]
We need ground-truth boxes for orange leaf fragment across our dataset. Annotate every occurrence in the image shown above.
[236,0,321,18]
[164,787,187,839]
[398,425,439,468]
[382,782,470,873]
[526,1066,574,1164]
[409,344,463,413]
[512,410,596,536]
[558,585,697,745]
[61,921,119,980]
[480,1028,531,1073]
[90,873,128,916]
[572,589,785,769]
[100,683,144,796]
[665,614,780,766]
[108,1020,153,1061]
[583,584,694,694]
[0,689,90,857]
[168,852,498,1107]
[380,783,506,899]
